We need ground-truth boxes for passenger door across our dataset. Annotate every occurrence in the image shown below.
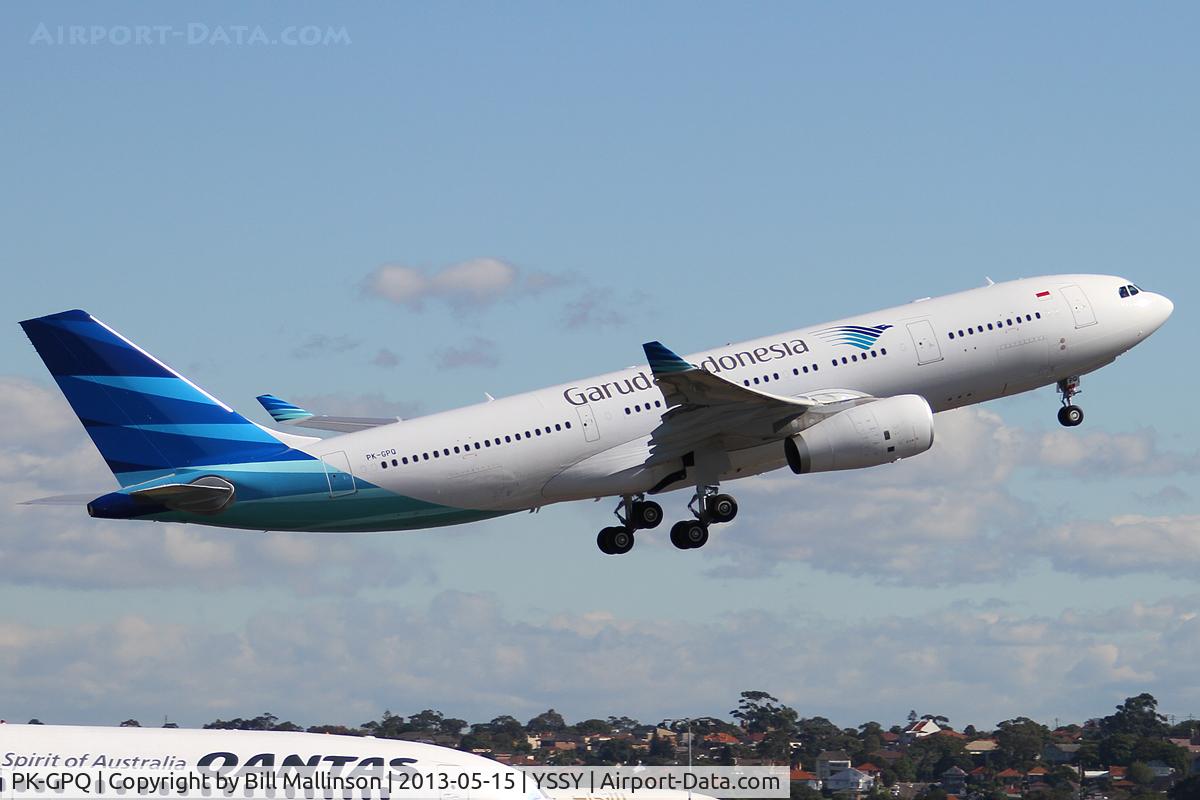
[1059,284,1097,328]
[906,320,944,365]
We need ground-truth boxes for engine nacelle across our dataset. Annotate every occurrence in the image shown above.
[784,394,934,474]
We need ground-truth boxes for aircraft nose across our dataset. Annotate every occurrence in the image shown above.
[1144,292,1174,333]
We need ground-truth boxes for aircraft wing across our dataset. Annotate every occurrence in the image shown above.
[641,341,873,465]
[256,394,400,433]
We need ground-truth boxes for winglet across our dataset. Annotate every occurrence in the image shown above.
[642,341,696,375]
[257,394,314,424]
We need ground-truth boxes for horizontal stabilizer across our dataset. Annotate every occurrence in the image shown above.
[257,393,400,432]
[20,494,99,506]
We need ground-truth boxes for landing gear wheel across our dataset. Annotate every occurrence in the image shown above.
[706,494,738,524]
[597,528,615,554]
[1057,405,1084,427]
[598,526,634,555]
[631,500,663,530]
[609,527,634,554]
[670,520,709,550]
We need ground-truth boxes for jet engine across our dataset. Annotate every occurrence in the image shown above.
[784,394,934,474]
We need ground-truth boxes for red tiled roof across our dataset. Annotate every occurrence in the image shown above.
[856,764,882,773]
[704,732,740,744]
[791,770,818,781]
[996,768,1023,778]
[1027,767,1047,775]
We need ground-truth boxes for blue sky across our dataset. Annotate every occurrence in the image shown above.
[1,2,1198,731]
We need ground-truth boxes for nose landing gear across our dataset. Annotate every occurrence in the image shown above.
[1057,376,1084,427]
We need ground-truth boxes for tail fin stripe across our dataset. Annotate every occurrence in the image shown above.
[20,309,306,487]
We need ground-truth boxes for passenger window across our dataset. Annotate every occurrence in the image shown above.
[555,423,562,431]
[484,440,490,448]
[423,453,429,460]
[392,459,398,466]
[880,348,887,355]
[958,329,964,337]
[402,457,409,464]
[949,332,955,340]
[625,407,631,415]
[1006,319,1013,326]
[803,365,809,373]
[773,372,779,380]
[505,435,512,443]
[813,364,819,371]
[515,433,522,440]
[453,446,460,454]
[381,461,387,469]
[565,421,572,429]
[535,429,541,436]
[1035,312,1041,319]
[1025,314,1031,321]
[841,357,848,364]
[524,431,531,438]
[792,368,799,376]
[433,451,439,458]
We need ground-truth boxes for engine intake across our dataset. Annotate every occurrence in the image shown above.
[784,394,934,474]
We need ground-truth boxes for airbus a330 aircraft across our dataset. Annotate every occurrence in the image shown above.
[20,274,1172,554]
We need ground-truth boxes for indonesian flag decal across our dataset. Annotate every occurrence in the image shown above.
[1035,290,1051,300]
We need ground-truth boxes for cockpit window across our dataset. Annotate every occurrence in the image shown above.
[1119,286,1129,298]
[1129,285,1140,295]
[1119,284,1140,298]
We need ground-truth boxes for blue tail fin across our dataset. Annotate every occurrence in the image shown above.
[20,310,298,487]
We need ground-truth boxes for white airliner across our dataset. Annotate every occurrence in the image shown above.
[20,274,1172,554]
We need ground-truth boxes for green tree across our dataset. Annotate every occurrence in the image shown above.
[575,719,613,736]
[1099,733,1139,766]
[607,716,640,732]
[907,735,970,780]
[731,691,798,734]
[648,734,675,762]
[1102,694,1168,739]
[528,709,567,732]
[995,717,1051,770]
[757,729,794,763]
[407,709,445,732]
[590,738,635,765]
[1127,762,1155,787]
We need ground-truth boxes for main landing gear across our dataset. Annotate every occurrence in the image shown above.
[597,495,663,555]
[597,488,738,554]
[1057,376,1084,428]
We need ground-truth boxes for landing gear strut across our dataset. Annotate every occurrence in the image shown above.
[595,487,738,554]
[1057,376,1084,427]
[596,495,664,554]
[667,487,738,550]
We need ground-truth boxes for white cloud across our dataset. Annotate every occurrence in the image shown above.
[363,258,519,310]
[432,337,501,370]
[1037,427,1200,477]
[1040,514,1200,577]
[3,591,1200,731]
[290,333,361,359]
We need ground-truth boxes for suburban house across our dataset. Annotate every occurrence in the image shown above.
[817,751,853,780]
[826,767,875,794]
[901,720,943,742]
